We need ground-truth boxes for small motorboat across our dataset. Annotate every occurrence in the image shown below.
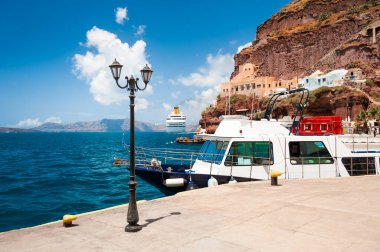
[113,158,129,166]
[176,136,206,144]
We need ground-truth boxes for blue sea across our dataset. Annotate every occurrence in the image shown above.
[0,132,201,232]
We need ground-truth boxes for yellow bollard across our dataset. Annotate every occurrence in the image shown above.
[63,214,77,227]
[270,170,282,186]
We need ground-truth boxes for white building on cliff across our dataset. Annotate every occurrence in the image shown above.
[300,69,348,90]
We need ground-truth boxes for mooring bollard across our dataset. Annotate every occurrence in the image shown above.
[270,170,282,186]
[62,214,77,227]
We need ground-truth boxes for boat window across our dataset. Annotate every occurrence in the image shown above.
[213,141,229,164]
[197,140,229,164]
[342,157,376,176]
[289,141,333,165]
[224,141,273,166]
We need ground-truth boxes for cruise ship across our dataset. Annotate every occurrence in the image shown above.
[166,106,186,133]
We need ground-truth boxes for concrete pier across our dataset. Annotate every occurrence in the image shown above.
[1,176,380,251]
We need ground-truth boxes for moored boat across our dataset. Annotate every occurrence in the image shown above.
[127,89,380,195]
[176,136,206,144]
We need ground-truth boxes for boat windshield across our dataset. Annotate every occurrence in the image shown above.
[197,140,229,164]
[225,141,274,166]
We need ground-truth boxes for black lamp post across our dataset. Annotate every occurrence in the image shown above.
[109,59,153,232]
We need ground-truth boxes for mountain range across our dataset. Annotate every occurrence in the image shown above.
[0,119,198,133]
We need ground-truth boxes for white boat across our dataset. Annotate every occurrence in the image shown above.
[127,115,379,195]
[129,89,380,195]
[166,106,186,133]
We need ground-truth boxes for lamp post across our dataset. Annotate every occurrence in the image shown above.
[109,59,153,232]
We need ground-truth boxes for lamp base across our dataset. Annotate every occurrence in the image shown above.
[125,224,142,232]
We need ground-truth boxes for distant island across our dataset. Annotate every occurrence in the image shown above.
[1,118,198,133]
[0,127,41,133]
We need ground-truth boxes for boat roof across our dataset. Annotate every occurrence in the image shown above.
[202,116,291,140]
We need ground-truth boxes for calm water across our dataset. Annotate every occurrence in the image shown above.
[0,132,201,232]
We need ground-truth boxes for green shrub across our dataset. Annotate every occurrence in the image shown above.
[311,86,331,97]
[367,0,380,7]
[372,91,380,102]
[348,6,361,14]
[366,79,375,87]
[318,13,331,21]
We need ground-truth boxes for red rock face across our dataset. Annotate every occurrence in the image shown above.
[256,0,369,40]
[231,0,380,80]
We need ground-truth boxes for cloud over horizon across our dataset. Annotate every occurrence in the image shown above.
[171,52,233,120]
[17,116,62,128]
[73,26,151,108]
[174,52,234,87]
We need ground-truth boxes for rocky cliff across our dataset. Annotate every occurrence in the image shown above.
[201,0,380,133]
[232,0,380,79]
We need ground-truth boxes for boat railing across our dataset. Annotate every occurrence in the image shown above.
[284,156,377,178]
[124,145,378,177]
[215,154,377,179]
[124,144,200,167]
[339,135,380,153]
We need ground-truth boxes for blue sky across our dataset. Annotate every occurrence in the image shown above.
[0,0,291,127]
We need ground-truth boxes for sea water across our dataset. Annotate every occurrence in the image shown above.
[0,132,201,232]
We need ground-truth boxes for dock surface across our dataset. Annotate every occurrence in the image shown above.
[1,176,380,251]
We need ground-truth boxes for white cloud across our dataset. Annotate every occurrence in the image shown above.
[73,26,151,109]
[135,98,150,111]
[237,42,251,53]
[17,117,62,128]
[138,84,153,97]
[169,51,234,123]
[134,25,146,36]
[174,52,234,87]
[163,103,172,111]
[17,118,41,128]
[45,117,62,124]
[115,7,128,24]
[185,86,219,110]
[171,91,181,99]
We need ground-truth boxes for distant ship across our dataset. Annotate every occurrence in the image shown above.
[166,106,186,133]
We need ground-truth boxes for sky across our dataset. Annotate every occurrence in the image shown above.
[0,0,291,127]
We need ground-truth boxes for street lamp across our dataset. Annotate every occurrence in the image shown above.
[109,59,153,232]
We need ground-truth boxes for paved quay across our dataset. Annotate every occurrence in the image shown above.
[1,176,380,252]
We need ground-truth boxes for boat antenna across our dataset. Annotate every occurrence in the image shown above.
[250,91,255,120]
[228,88,231,115]
[225,94,228,115]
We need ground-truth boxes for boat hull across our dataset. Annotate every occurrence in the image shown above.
[132,164,256,195]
